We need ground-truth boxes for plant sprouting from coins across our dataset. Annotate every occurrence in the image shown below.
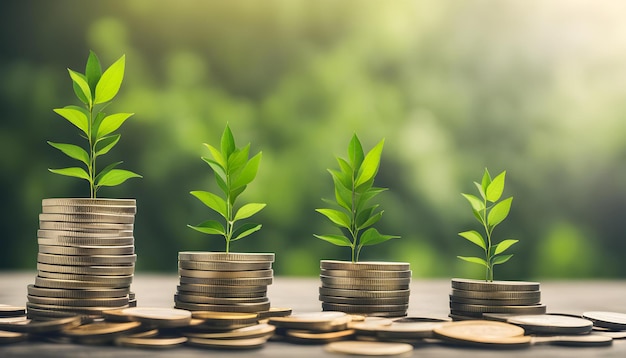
[458,168,518,282]
[188,124,266,253]
[315,134,399,263]
[48,51,142,198]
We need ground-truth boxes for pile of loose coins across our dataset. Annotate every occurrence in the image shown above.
[449,278,545,319]
[174,252,274,313]
[28,199,137,320]
[319,260,411,317]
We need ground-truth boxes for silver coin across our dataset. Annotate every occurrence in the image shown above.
[376,321,446,339]
[269,312,350,332]
[506,314,593,335]
[322,302,408,314]
[37,271,133,286]
[321,269,411,279]
[38,237,134,247]
[27,284,129,299]
[177,285,267,298]
[39,213,135,224]
[320,295,409,306]
[178,252,274,262]
[320,260,410,271]
[38,229,134,239]
[0,305,26,317]
[37,263,135,276]
[449,295,540,306]
[320,281,409,291]
[34,276,131,289]
[325,340,413,356]
[184,323,275,340]
[176,284,267,295]
[119,307,192,328]
[179,260,272,271]
[582,311,626,330]
[321,276,410,286]
[0,316,84,333]
[38,253,137,266]
[42,198,136,206]
[39,221,134,232]
[319,287,410,299]
[178,276,272,286]
[174,300,270,313]
[451,278,540,292]
[178,269,273,279]
[449,302,547,315]
[451,289,541,300]
[26,302,129,315]
[38,245,135,256]
[174,293,268,305]
[27,295,129,307]
[43,204,136,215]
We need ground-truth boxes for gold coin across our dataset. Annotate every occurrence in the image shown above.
[36,263,134,276]
[27,302,128,315]
[179,260,272,271]
[0,316,83,333]
[434,320,530,347]
[178,276,272,287]
[258,307,292,319]
[321,269,411,279]
[0,330,27,344]
[320,295,409,306]
[349,318,394,335]
[321,303,408,314]
[39,213,135,224]
[120,307,192,328]
[376,321,445,339]
[115,335,188,349]
[191,311,259,327]
[451,289,541,300]
[269,312,351,332]
[42,204,136,215]
[38,237,134,247]
[319,287,410,299]
[506,314,593,335]
[325,341,413,356]
[177,284,267,295]
[174,301,270,313]
[178,269,273,279]
[285,329,355,343]
[320,260,410,271]
[42,198,136,206]
[38,229,134,239]
[27,295,129,308]
[39,221,134,232]
[187,336,270,349]
[449,302,547,315]
[175,293,268,305]
[531,334,612,347]
[0,305,25,317]
[451,278,540,292]
[62,321,141,341]
[449,295,540,306]
[178,252,274,262]
[38,244,135,256]
[185,323,275,340]
[582,311,626,330]
[37,253,137,266]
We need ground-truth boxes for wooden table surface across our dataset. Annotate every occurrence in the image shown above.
[0,272,625,357]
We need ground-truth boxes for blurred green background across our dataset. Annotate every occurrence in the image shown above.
[1,0,626,279]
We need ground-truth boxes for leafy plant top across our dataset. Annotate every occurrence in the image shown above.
[458,168,518,281]
[315,134,399,263]
[188,124,266,253]
[48,51,141,198]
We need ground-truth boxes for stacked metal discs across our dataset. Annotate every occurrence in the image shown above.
[174,252,274,313]
[27,198,137,320]
[319,260,411,317]
[449,278,545,319]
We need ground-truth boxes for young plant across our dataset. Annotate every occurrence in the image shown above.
[188,124,266,253]
[315,134,399,263]
[48,51,141,198]
[458,168,518,281]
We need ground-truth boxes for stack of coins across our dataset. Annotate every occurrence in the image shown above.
[449,278,545,319]
[319,260,411,317]
[27,198,137,320]
[174,252,274,313]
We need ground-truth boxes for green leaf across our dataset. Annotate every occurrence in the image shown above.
[357,210,383,230]
[330,170,352,211]
[462,193,485,213]
[68,69,92,105]
[355,138,384,188]
[492,254,513,265]
[221,124,236,159]
[486,171,506,203]
[91,112,106,142]
[334,159,353,189]
[229,186,246,205]
[94,55,125,104]
[72,80,89,104]
[233,203,266,221]
[315,208,351,229]
[204,143,226,168]
[232,223,262,241]
[47,142,89,165]
[95,161,122,182]
[348,134,364,169]
[85,51,102,96]
[96,113,134,138]
[487,197,513,228]
[96,169,142,187]
[95,134,121,157]
[457,256,489,268]
[357,187,387,211]
[231,152,261,190]
[458,230,486,250]
[314,234,352,247]
[53,106,89,135]
[187,220,225,235]
[474,181,486,200]
[202,157,227,185]
[49,167,90,181]
[190,191,228,218]
[359,228,399,247]
[227,144,250,175]
[494,239,518,255]
[481,168,492,194]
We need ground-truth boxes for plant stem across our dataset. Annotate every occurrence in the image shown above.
[87,103,96,199]
[482,197,493,282]
[225,174,232,253]
[351,171,358,263]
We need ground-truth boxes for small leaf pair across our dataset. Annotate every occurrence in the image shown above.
[188,124,266,253]
[315,134,399,262]
[458,168,518,281]
[49,51,141,197]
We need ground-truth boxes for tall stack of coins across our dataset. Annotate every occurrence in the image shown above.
[174,252,274,313]
[27,198,137,320]
[449,278,545,319]
[319,260,411,317]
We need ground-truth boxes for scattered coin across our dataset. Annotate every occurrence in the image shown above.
[0,316,83,333]
[115,335,188,349]
[376,321,446,339]
[269,312,351,332]
[0,305,26,317]
[434,320,530,347]
[285,329,355,343]
[185,323,275,339]
[506,314,593,335]
[325,340,413,356]
[0,330,28,344]
[582,311,626,331]
[119,307,192,328]
[258,307,293,319]
[191,311,259,329]
[61,321,142,343]
[187,336,270,349]
[531,334,612,347]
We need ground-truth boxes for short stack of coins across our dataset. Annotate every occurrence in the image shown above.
[27,198,137,320]
[174,252,274,313]
[449,278,545,319]
[319,260,411,317]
